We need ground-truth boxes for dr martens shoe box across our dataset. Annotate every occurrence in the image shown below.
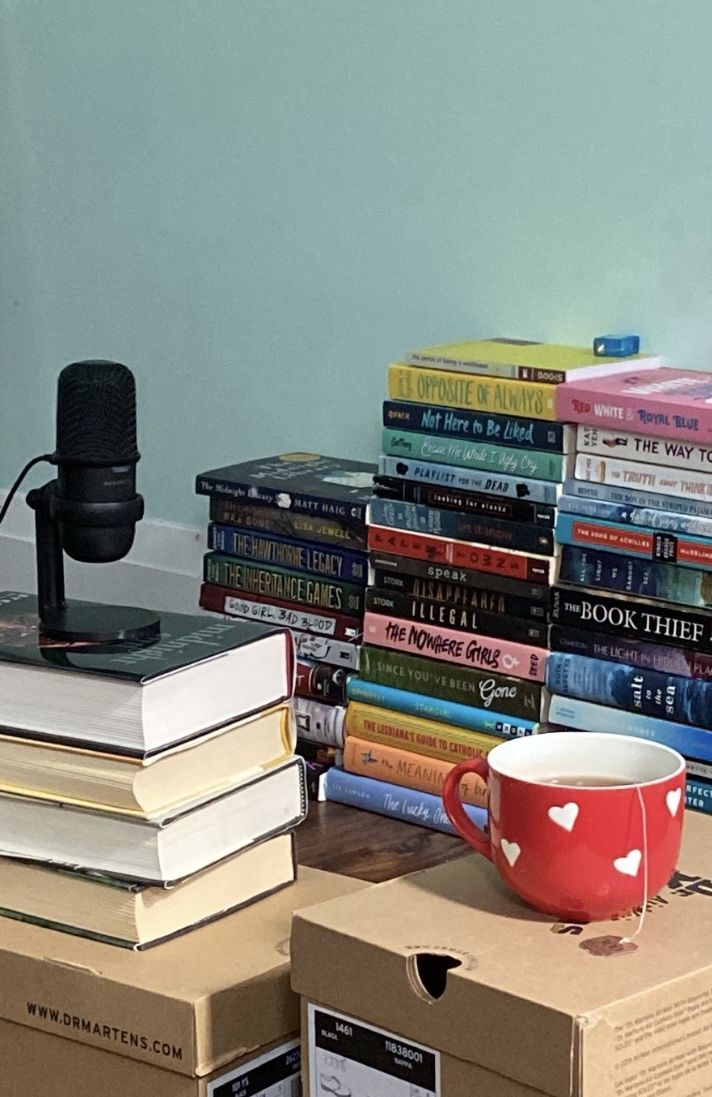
[0,866,366,1097]
[292,811,712,1097]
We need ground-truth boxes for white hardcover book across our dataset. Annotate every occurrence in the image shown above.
[574,453,712,502]
[577,426,712,474]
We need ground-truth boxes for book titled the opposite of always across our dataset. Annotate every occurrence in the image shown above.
[374,476,557,527]
[363,612,547,682]
[576,425,712,474]
[210,496,368,550]
[555,513,712,572]
[378,454,562,505]
[0,756,307,883]
[0,592,293,754]
[365,588,549,646]
[200,582,362,642]
[343,735,486,807]
[323,767,488,835]
[574,452,712,503]
[208,524,367,584]
[559,545,712,609]
[550,585,712,650]
[382,399,573,451]
[381,427,572,481]
[368,497,556,555]
[389,362,559,420]
[345,702,502,766]
[367,526,556,584]
[196,452,376,523]
[556,367,712,444]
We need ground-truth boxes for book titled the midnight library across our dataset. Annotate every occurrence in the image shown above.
[196,452,376,523]
[0,591,293,754]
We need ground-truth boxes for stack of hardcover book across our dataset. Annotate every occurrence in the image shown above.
[196,453,375,795]
[324,338,661,831]
[550,367,712,816]
[0,591,306,948]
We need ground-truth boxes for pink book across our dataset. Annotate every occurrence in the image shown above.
[556,368,712,444]
[363,612,547,682]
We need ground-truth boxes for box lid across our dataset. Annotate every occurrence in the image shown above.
[0,865,366,1078]
[292,811,712,1097]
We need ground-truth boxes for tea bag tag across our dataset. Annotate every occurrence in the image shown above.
[620,787,649,945]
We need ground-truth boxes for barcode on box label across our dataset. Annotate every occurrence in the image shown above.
[308,1003,440,1096]
[207,1039,300,1097]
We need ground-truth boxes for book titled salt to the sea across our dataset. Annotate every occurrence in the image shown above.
[557,368,712,445]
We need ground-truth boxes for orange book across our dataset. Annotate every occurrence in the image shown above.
[343,735,486,807]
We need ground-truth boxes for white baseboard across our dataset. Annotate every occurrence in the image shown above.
[0,491,205,615]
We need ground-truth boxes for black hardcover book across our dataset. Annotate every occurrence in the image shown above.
[373,476,556,527]
[368,551,551,603]
[196,453,376,523]
[370,569,548,621]
[0,591,293,755]
[550,585,712,652]
[365,588,549,645]
[209,497,368,549]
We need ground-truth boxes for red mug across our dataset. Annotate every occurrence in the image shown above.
[443,732,686,922]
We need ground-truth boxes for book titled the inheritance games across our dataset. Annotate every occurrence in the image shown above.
[196,453,376,523]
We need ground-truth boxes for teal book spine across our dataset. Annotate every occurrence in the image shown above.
[382,428,569,482]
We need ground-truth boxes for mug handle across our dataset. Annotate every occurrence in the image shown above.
[443,758,492,860]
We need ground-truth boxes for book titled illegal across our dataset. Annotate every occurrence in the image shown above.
[557,368,712,445]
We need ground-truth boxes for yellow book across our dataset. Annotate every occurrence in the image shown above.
[345,700,500,765]
[388,361,558,420]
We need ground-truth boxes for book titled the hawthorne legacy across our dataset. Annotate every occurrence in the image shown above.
[196,453,376,523]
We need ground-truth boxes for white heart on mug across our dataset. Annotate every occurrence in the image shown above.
[548,802,579,832]
[501,839,521,867]
[614,849,642,878]
[666,788,682,817]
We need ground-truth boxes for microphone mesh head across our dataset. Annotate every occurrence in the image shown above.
[55,361,140,463]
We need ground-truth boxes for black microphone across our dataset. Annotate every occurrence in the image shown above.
[53,361,144,563]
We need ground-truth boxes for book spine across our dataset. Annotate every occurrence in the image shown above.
[199,583,362,641]
[388,362,558,421]
[209,498,368,549]
[203,553,365,615]
[296,660,354,703]
[405,352,570,382]
[555,514,712,573]
[293,698,346,748]
[382,400,571,451]
[346,677,538,737]
[363,612,547,682]
[686,777,712,815]
[365,588,549,646]
[208,524,367,584]
[549,624,712,680]
[368,497,555,555]
[576,425,712,473]
[558,494,712,538]
[368,526,554,585]
[323,767,488,835]
[346,702,502,764]
[374,476,557,527]
[559,546,712,610]
[547,694,712,763]
[292,633,360,670]
[368,550,551,602]
[196,476,367,523]
[556,384,712,444]
[370,568,549,621]
[687,761,712,782]
[343,735,487,806]
[382,428,569,481]
[574,452,712,503]
[296,738,343,765]
[550,585,712,650]
[562,478,712,519]
[378,455,561,504]
[359,644,545,719]
[547,652,712,727]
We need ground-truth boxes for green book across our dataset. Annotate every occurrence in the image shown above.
[381,428,571,482]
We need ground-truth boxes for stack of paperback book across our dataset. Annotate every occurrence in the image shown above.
[550,367,712,816]
[196,453,375,795]
[324,338,658,830]
[0,592,306,948]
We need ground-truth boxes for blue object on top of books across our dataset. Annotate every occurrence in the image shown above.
[593,333,640,357]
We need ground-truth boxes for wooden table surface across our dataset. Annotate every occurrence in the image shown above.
[295,799,471,883]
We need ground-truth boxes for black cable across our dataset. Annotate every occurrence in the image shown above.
[0,454,55,528]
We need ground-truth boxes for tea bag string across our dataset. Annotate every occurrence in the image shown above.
[621,786,649,944]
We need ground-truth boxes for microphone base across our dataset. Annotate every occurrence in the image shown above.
[39,601,161,647]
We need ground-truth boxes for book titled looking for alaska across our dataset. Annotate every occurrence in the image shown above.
[0,592,293,755]
[405,336,662,384]
[196,452,377,523]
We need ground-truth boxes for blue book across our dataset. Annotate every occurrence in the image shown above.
[555,513,712,574]
[562,478,712,520]
[208,524,367,584]
[377,455,562,505]
[323,768,488,834]
[558,494,712,538]
[686,777,712,816]
[382,400,571,452]
[559,546,712,609]
[547,652,712,728]
[346,678,537,738]
[547,694,712,763]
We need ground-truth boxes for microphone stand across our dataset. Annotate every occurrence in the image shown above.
[27,479,161,647]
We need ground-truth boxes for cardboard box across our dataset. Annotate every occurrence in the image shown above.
[0,865,366,1095]
[292,810,712,1097]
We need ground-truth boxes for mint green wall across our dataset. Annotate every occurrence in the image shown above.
[3,1,712,525]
